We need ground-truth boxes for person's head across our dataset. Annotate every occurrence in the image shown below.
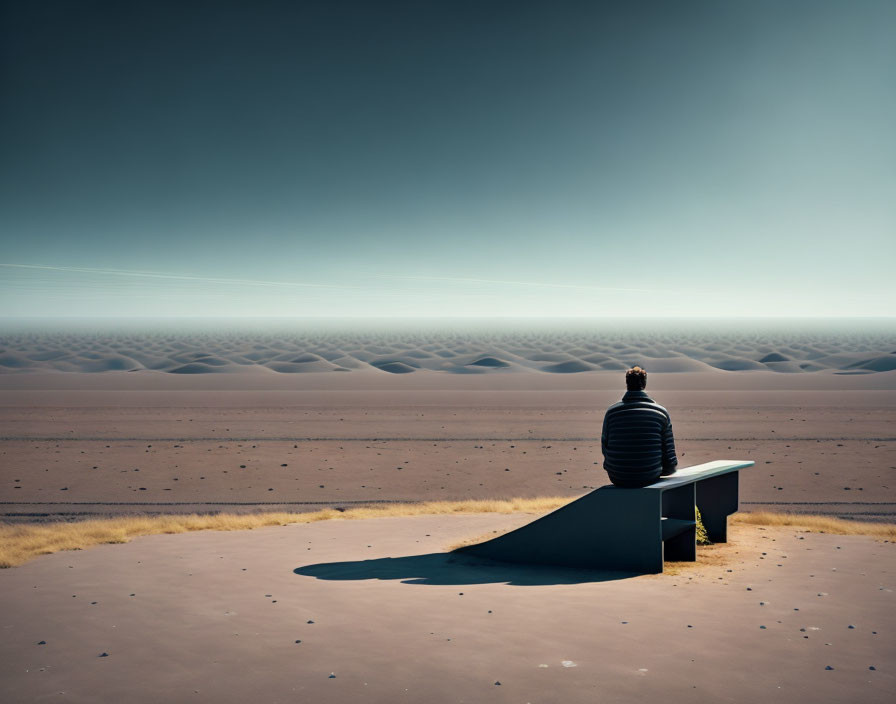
[625,366,647,391]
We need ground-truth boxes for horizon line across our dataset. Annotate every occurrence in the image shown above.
[1,315,895,321]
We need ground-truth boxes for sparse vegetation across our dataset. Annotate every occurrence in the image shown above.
[0,497,568,568]
[731,510,896,538]
[695,506,711,545]
[0,501,892,569]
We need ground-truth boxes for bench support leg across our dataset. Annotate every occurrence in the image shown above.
[696,472,739,542]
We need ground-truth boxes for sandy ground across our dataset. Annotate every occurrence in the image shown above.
[1,514,894,703]
[1,368,894,702]
[1,372,894,522]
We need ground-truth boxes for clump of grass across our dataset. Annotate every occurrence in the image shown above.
[695,506,711,545]
[0,497,569,568]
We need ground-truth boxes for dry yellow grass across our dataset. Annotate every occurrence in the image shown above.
[663,541,740,576]
[0,497,568,568]
[731,511,896,539]
[1,500,892,569]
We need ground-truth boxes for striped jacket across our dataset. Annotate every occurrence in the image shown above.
[601,390,678,487]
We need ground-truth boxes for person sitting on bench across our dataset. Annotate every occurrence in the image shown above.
[601,366,678,488]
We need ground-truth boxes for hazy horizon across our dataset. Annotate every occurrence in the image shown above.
[2,315,894,334]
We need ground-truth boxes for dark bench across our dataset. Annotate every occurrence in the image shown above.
[458,460,754,573]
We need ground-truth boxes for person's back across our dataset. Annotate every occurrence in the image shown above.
[601,366,677,487]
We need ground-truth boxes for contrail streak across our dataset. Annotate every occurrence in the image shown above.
[0,264,352,290]
[372,273,655,293]
[1,263,656,295]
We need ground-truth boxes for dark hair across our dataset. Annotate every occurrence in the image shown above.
[625,366,647,391]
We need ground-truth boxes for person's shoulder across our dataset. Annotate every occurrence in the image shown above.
[605,400,625,413]
[649,400,673,418]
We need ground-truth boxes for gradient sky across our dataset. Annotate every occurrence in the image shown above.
[1,0,894,318]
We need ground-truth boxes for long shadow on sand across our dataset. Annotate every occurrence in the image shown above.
[294,552,636,586]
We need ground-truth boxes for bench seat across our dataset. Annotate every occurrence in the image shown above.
[458,460,754,573]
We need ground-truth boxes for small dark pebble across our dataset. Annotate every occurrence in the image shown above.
[760,626,767,629]
[99,652,109,657]
[328,674,336,679]
[494,681,501,686]
[825,665,833,670]
[848,625,855,629]
[869,666,876,671]
[38,641,46,645]
[295,640,302,644]
[307,620,314,624]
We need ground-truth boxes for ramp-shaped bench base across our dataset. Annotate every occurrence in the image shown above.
[458,460,753,573]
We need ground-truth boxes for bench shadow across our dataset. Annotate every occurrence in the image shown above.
[293,551,637,586]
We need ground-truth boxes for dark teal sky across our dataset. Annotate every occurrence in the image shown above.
[1,0,894,317]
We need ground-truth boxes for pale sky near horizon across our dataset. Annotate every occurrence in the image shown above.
[1,0,894,318]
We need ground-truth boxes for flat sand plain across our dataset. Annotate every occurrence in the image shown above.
[1,367,895,703]
[1,370,894,523]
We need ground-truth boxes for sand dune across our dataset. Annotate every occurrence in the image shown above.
[1,327,894,376]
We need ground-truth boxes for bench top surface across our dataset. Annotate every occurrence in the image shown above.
[601,460,754,492]
[646,459,753,489]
